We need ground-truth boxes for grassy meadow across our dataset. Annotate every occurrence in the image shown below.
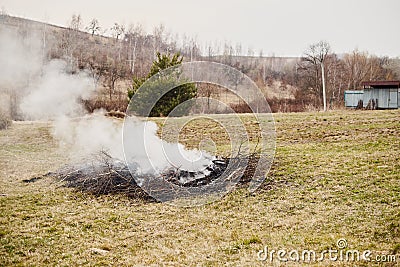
[0,110,399,266]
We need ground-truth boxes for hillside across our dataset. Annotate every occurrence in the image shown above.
[1,14,399,116]
[0,14,301,77]
[0,14,304,116]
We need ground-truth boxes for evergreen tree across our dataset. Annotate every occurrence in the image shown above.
[128,52,197,117]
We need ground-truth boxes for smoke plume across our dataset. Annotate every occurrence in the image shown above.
[20,60,94,120]
[0,27,213,174]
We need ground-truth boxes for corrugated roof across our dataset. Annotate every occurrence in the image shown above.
[362,81,400,87]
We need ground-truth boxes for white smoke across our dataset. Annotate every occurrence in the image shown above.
[0,28,43,117]
[0,26,213,174]
[0,28,93,120]
[52,112,124,161]
[124,117,214,174]
[54,113,214,174]
[0,29,42,89]
[19,60,94,120]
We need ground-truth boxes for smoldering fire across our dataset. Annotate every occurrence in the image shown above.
[1,29,230,197]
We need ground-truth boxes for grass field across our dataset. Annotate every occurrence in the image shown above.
[0,110,399,266]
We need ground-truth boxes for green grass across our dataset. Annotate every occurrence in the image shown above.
[0,110,399,266]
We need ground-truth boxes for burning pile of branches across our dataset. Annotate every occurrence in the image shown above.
[47,151,262,201]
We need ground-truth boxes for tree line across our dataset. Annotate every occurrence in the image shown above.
[1,13,399,114]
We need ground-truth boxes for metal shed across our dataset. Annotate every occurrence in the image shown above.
[344,90,364,108]
[361,81,400,109]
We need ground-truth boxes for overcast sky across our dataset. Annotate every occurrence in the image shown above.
[1,0,399,57]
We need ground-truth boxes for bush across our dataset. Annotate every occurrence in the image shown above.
[0,112,12,130]
[81,97,128,113]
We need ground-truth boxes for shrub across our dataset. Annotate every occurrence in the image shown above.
[0,112,12,130]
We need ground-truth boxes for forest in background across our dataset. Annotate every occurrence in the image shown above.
[1,14,399,118]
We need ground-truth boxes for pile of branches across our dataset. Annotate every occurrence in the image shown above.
[52,152,153,201]
[47,151,263,201]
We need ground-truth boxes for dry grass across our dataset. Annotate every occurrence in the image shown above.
[0,110,399,266]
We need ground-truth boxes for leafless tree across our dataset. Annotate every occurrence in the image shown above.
[124,23,144,74]
[302,41,331,111]
[152,23,165,58]
[387,58,400,79]
[196,83,221,112]
[247,47,254,57]
[103,58,128,100]
[235,43,242,57]
[222,42,234,65]
[69,14,82,31]
[111,23,125,40]
[343,50,396,90]
[0,7,5,15]
[206,42,215,61]
[323,54,346,107]
[86,18,100,36]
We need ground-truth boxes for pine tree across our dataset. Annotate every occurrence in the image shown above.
[128,52,197,117]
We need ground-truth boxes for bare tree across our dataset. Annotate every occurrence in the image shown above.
[188,37,200,61]
[206,42,215,61]
[86,18,100,36]
[222,42,234,65]
[111,23,125,40]
[85,51,108,90]
[325,54,346,106]
[103,59,128,100]
[152,23,165,57]
[69,14,82,31]
[0,6,8,15]
[302,41,331,111]
[387,58,400,79]
[197,83,221,112]
[343,50,396,90]
[124,23,144,74]
[235,43,242,57]
[343,50,369,90]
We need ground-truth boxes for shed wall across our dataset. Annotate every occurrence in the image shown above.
[344,90,363,107]
[363,88,398,109]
